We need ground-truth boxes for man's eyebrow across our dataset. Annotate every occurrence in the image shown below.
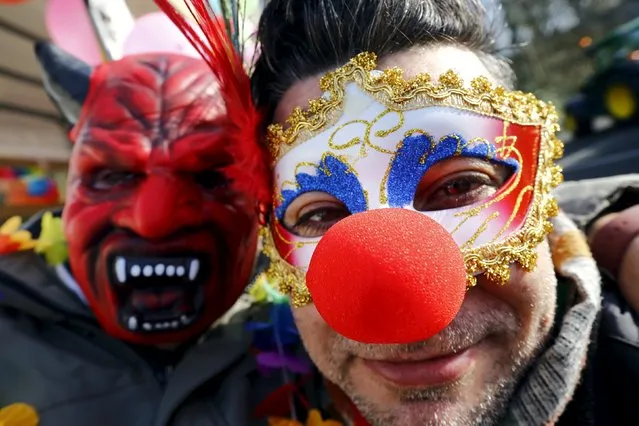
[77,138,148,167]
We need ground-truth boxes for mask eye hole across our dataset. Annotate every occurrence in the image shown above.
[283,192,350,238]
[413,157,513,212]
[84,169,141,192]
[192,170,228,190]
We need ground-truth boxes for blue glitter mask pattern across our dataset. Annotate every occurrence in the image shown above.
[276,154,368,220]
[386,133,520,207]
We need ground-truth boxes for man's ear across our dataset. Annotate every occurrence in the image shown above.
[34,41,92,127]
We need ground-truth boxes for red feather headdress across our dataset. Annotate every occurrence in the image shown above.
[154,0,270,205]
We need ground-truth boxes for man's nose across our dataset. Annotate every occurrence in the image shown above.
[305,208,468,345]
[118,174,200,240]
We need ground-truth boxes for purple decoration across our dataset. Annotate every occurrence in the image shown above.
[256,352,311,374]
[246,303,300,351]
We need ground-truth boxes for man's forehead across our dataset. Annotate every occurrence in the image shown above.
[75,113,225,153]
[74,54,227,143]
[275,46,494,125]
[76,86,225,144]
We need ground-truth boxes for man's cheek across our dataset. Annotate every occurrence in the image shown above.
[292,305,337,361]
[64,201,117,248]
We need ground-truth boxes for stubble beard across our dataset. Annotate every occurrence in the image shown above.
[320,313,548,426]
[335,345,540,425]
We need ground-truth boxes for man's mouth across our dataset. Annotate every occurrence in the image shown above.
[362,347,477,388]
[108,255,207,333]
[360,339,484,389]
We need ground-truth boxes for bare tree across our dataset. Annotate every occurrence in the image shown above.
[499,0,638,110]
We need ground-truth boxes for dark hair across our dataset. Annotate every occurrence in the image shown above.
[252,0,514,117]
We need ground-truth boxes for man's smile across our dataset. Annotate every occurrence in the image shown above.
[361,343,480,388]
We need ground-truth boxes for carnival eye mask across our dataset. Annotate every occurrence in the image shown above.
[261,52,563,307]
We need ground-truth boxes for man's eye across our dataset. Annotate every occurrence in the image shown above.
[415,173,499,211]
[86,169,140,191]
[288,204,350,238]
[441,177,483,197]
[193,170,228,189]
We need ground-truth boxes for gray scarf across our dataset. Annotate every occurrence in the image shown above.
[505,212,602,425]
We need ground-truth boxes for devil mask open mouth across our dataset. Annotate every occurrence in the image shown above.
[109,255,207,332]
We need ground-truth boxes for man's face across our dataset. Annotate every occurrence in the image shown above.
[273,46,558,425]
[63,56,261,345]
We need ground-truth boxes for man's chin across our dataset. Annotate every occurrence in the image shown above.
[345,357,510,426]
[348,371,516,426]
[350,374,470,410]
[359,399,470,426]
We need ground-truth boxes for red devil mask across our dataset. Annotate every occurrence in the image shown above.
[35,43,269,345]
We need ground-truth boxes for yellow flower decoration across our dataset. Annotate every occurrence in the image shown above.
[0,216,37,254]
[306,410,343,426]
[268,419,302,426]
[33,212,68,266]
[268,410,343,426]
[0,403,39,426]
[249,275,270,303]
[249,274,288,304]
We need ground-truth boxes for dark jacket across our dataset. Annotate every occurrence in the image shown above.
[0,211,270,426]
[555,176,639,426]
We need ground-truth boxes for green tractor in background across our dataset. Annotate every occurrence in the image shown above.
[565,17,639,137]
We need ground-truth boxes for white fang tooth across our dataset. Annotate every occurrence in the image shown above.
[176,266,185,277]
[143,265,153,277]
[188,259,200,281]
[180,315,189,324]
[127,316,138,330]
[162,322,170,328]
[142,322,152,331]
[115,257,126,283]
[155,264,165,276]
[171,321,179,328]
[166,265,176,276]
[130,265,141,277]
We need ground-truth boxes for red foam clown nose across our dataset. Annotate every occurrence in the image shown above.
[306,209,467,344]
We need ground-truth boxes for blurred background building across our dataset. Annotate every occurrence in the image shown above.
[0,1,163,221]
[0,0,637,221]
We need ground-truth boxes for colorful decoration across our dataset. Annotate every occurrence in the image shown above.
[268,409,343,426]
[34,212,68,266]
[45,0,103,65]
[0,216,36,255]
[0,0,30,4]
[0,213,67,265]
[0,166,61,206]
[249,274,289,304]
[0,403,39,426]
[0,167,16,179]
[246,277,310,375]
[247,279,355,425]
[122,12,202,57]
[25,176,53,197]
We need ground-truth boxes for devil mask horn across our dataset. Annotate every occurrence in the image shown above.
[34,41,92,126]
